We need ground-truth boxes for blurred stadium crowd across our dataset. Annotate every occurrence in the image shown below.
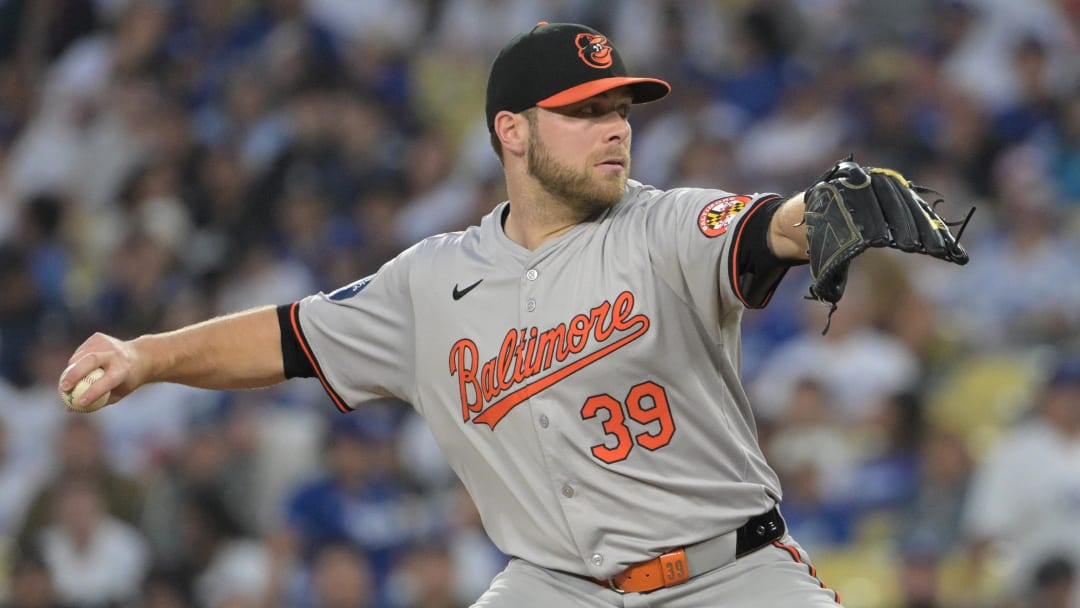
[0,0,1078,606]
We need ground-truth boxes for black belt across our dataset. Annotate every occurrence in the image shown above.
[736,505,786,557]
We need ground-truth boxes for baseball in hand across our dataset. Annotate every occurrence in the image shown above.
[60,368,110,412]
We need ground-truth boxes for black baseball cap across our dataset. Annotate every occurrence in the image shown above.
[485,22,671,131]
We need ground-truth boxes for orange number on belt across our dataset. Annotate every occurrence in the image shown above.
[665,559,686,581]
[580,381,676,464]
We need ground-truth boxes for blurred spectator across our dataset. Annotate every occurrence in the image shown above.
[715,4,798,121]
[878,285,962,375]
[766,378,859,499]
[37,478,149,607]
[92,231,180,335]
[608,0,730,79]
[936,146,1080,348]
[249,77,351,221]
[245,390,328,533]
[212,244,317,316]
[396,410,456,491]
[307,542,375,608]
[963,355,1080,600]
[1030,555,1078,608]
[11,192,70,314]
[895,528,948,608]
[0,322,72,454]
[307,0,423,51]
[141,416,256,569]
[108,0,172,79]
[773,460,857,551]
[902,428,973,555]
[1044,93,1080,205]
[0,245,44,387]
[139,567,191,608]
[0,419,44,557]
[992,34,1059,144]
[335,94,406,205]
[748,269,920,424]
[845,391,926,515]
[91,378,218,479]
[940,0,1075,113]
[193,65,285,174]
[183,144,259,275]
[0,418,46,555]
[442,485,509,604]
[181,488,270,608]
[2,549,71,608]
[737,64,848,192]
[849,48,934,174]
[6,0,99,66]
[0,330,80,551]
[631,86,749,190]
[16,416,144,553]
[342,184,413,277]
[388,541,461,608]
[273,406,430,605]
[273,185,334,273]
[393,129,477,245]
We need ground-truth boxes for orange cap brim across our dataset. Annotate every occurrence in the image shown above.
[536,76,671,108]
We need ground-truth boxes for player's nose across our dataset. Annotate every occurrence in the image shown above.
[602,113,631,144]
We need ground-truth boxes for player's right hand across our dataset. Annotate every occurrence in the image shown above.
[59,332,148,410]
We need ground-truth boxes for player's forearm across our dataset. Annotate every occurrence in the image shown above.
[767,193,809,261]
[133,306,286,390]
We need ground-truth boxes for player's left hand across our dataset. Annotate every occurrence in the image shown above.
[802,158,973,324]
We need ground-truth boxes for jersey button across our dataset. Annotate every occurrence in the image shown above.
[561,484,574,498]
[539,414,549,428]
[526,268,539,281]
[591,554,604,567]
[526,299,536,312]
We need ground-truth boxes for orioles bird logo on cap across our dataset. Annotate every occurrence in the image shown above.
[575,33,613,69]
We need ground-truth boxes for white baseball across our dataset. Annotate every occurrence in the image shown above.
[60,368,110,412]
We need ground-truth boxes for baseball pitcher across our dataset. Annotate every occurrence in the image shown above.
[60,22,969,607]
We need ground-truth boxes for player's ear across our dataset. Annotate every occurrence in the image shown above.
[494,110,528,158]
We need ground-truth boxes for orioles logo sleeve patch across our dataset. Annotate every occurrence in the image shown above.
[698,196,750,238]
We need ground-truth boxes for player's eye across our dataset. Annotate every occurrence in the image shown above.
[617,105,631,119]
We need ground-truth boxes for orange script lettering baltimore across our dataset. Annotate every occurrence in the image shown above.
[448,291,650,429]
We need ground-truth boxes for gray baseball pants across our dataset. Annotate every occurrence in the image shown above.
[472,535,842,607]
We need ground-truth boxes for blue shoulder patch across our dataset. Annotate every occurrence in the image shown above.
[328,276,372,301]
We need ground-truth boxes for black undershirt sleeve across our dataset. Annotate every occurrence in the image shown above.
[732,196,807,309]
[277,303,315,379]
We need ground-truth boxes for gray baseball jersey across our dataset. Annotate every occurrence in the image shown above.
[291,179,784,580]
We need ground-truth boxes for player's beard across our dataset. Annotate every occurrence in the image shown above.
[526,120,628,217]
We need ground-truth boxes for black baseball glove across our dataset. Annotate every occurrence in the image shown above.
[803,158,973,330]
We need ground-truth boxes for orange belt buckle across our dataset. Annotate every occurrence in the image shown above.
[609,548,690,593]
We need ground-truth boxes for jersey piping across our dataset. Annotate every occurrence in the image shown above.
[288,301,353,413]
[728,194,786,309]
